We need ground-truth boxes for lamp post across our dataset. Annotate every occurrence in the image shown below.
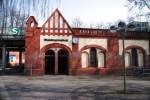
[118,21,127,93]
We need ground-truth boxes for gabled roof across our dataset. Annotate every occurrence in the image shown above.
[41,9,73,35]
[26,16,38,25]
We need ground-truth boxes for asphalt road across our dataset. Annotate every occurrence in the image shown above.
[0,75,150,100]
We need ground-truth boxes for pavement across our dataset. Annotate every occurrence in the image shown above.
[0,75,150,100]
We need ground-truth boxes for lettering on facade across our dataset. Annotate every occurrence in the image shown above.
[44,38,68,42]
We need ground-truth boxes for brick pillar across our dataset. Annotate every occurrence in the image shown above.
[55,51,58,75]
[54,48,60,75]
[71,43,79,75]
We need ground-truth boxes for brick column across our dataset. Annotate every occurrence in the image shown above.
[54,48,60,75]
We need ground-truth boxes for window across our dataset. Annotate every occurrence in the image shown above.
[81,52,89,68]
[125,52,130,67]
[97,52,105,68]
[90,48,98,67]
[81,47,105,68]
[138,50,144,67]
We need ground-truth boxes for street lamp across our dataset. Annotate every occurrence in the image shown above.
[117,21,127,93]
[110,21,127,93]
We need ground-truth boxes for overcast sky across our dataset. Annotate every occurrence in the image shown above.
[38,0,128,26]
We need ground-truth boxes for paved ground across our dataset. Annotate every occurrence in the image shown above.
[0,75,150,100]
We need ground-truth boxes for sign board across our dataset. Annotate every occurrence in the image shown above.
[44,38,68,42]
[9,28,21,35]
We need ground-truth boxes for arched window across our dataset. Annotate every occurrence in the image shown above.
[97,52,105,68]
[81,52,89,68]
[90,48,98,67]
[125,52,130,67]
[138,50,144,67]
[125,47,145,68]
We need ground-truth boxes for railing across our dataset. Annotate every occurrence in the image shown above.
[141,68,150,76]
[132,67,150,76]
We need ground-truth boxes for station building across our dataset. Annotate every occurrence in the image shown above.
[25,9,150,75]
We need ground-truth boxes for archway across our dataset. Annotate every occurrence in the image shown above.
[45,50,55,75]
[58,49,69,75]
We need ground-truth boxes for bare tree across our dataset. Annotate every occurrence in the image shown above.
[128,0,150,9]
[72,17,83,28]
[127,0,150,22]
[95,22,105,29]
[0,0,61,35]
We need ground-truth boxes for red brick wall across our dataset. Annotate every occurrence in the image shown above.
[105,37,122,74]
[25,17,43,75]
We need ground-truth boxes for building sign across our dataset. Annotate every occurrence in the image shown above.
[44,38,68,42]
[9,27,21,35]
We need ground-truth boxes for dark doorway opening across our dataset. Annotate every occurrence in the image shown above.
[58,49,69,75]
[45,50,55,75]
[90,47,98,67]
[131,48,138,66]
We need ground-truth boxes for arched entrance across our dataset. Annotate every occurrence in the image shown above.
[42,43,71,75]
[58,49,69,75]
[45,50,55,75]
[44,48,69,75]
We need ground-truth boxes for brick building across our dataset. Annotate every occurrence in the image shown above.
[25,9,150,75]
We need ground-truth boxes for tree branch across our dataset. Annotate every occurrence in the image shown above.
[143,0,150,10]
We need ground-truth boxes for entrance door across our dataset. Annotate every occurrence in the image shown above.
[45,50,55,74]
[58,49,69,75]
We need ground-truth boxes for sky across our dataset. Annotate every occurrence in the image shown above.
[38,0,128,26]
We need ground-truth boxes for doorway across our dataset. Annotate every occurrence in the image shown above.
[58,49,69,75]
[45,50,55,75]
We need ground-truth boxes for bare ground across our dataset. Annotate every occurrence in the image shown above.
[0,75,150,100]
